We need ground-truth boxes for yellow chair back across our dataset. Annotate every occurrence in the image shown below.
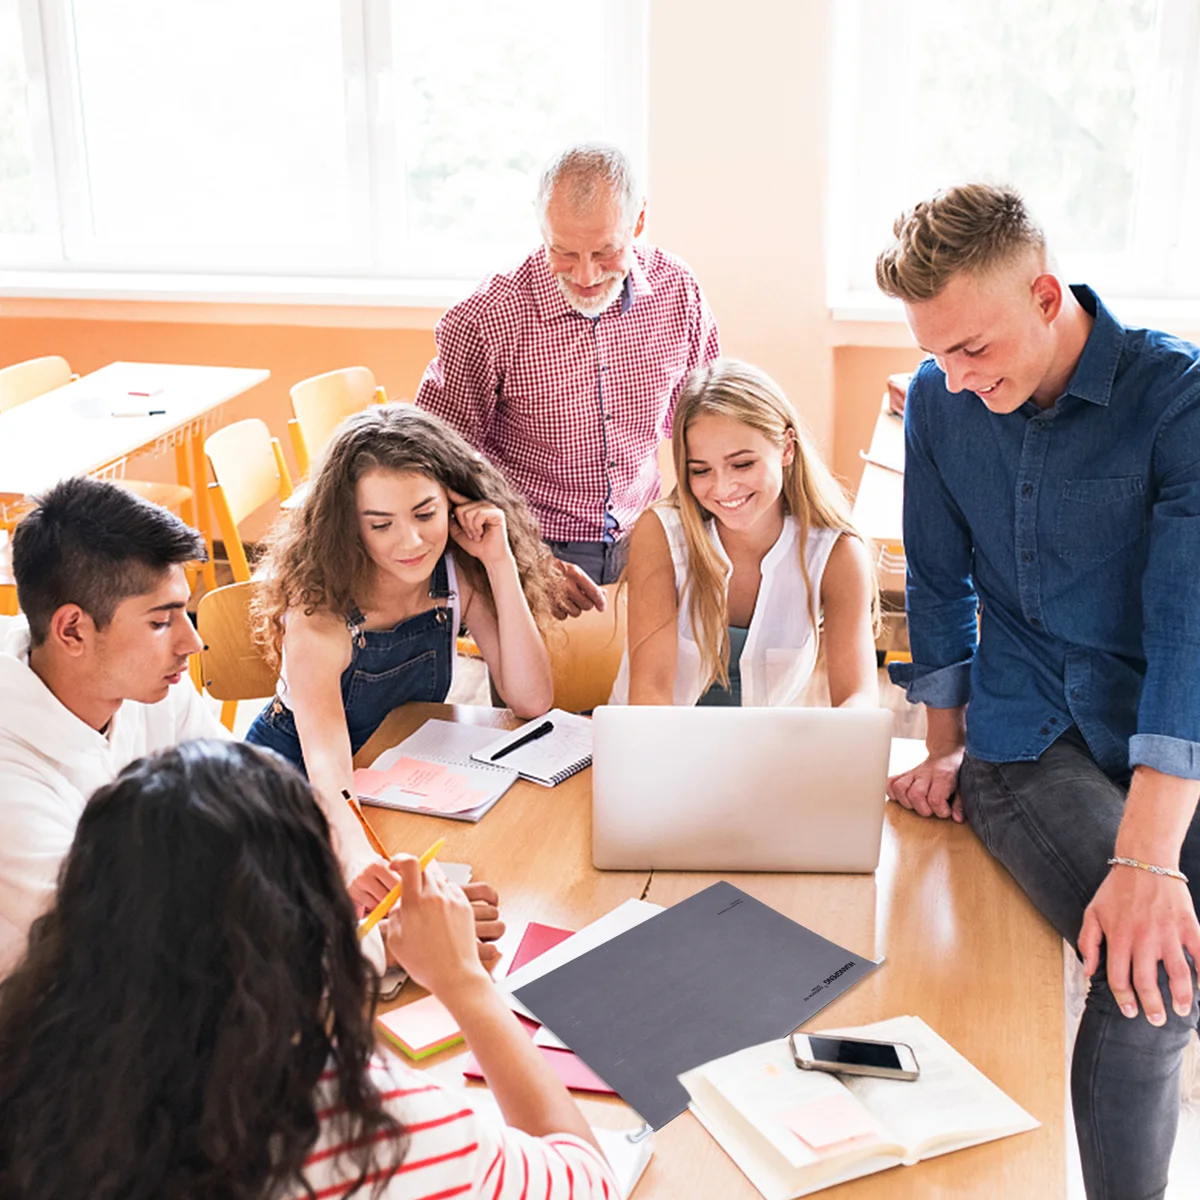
[195,581,278,729]
[288,366,386,477]
[0,356,72,414]
[204,418,293,582]
[544,583,628,713]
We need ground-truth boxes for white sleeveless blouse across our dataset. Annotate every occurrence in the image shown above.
[609,507,840,707]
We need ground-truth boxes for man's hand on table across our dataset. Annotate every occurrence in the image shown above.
[552,559,607,620]
[887,747,966,823]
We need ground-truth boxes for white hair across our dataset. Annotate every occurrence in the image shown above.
[536,142,642,230]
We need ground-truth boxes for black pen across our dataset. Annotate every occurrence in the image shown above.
[491,719,554,761]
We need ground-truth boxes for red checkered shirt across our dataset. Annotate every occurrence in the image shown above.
[415,243,721,542]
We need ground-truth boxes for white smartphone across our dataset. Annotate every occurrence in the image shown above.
[789,1032,920,1081]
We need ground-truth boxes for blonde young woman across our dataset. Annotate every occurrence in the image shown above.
[611,358,878,708]
[247,404,557,904]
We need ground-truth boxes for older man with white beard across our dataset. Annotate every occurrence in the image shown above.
[416,143,720,617]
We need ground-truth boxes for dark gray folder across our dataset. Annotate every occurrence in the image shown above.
[513,880,878,1129]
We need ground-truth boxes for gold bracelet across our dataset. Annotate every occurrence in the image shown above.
[1107,856,1189,884]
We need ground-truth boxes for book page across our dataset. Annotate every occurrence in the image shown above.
[697,1038,895,1171]
[829,1015,1039,1161]
[371,719,515,776]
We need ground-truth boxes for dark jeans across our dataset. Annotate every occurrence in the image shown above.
[546,538,627,585]
[960,727,1200,1200]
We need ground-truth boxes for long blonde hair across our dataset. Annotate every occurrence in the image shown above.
[664,358,878,692]
[252,404,559,667]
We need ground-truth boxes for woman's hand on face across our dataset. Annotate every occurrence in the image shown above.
[447,489,513,570]
[383,858,492,996]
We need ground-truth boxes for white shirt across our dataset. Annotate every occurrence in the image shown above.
[610,507,841,707]
[293,1055,618,1200]
[0,618,229,974]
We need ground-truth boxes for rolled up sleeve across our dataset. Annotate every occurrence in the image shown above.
[888,370,979,708]
[1131,388,1200,778]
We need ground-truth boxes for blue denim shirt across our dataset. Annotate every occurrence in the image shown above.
[890,286,1200,781]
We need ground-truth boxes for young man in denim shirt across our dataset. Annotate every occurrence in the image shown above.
[878,183,1200,1200]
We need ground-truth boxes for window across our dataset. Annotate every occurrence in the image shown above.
[830,0,1200,308]
[0,0,646,285]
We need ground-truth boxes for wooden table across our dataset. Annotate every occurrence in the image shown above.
[0,361,269,589]
[356,704,1065,1198]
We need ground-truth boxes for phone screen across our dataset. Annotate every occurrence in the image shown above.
[807,1036,902,1071]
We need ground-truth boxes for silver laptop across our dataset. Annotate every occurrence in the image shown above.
[591,706,894,872]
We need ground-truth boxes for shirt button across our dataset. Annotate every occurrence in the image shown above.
[1021,484,1033,498]
[1021,551,1034,563]
[1039,726,1050,736]
[1049,716,1058,725]
[605,413,614,422]
[1030,617,1041,627]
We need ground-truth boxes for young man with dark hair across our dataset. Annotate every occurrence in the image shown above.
[0,477,226,972]
[878,183,1200,1199]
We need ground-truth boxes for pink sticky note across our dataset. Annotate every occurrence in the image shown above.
[382,756,447,794]
[416,772,487,813]
[377,994,462,1060]
[782,1093,880,1152]
[352,767,393,797]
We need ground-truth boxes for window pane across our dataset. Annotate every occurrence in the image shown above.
[840,0,1164,295]
[68,0,361,267]
[0,0,37,236]
[387,0,615,274]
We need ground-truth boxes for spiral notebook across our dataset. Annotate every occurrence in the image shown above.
[470,709,593,787]
[356,720,518,822]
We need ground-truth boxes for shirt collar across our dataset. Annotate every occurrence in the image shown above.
[1062,284,1125,408]
[530,243,652,324]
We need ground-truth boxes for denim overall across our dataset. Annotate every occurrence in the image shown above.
[245,555,456,776]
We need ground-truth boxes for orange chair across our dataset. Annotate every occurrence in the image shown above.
[194,581,278,731]
[204,418,294,585]
[543,583,628,713]
[288,366,387,477]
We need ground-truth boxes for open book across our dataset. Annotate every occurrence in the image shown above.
[679,1015,1038,1199]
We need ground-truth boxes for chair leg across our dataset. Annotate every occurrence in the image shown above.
[220,699,238,731]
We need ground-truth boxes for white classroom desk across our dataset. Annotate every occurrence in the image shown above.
[0,361,269,588]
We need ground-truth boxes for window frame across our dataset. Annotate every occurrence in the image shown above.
[0,0,648,297]
[827,0,1200,315]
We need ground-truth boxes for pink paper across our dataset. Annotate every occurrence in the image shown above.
[352,767,394,796]
[384,756,447,794]
[782,1093,880,1152]
[415,772,487,813]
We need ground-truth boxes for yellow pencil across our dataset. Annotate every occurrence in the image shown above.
[342,788,389,859]
[357,837,445,941]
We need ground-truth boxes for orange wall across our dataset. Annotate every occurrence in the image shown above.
[832,346,924,489]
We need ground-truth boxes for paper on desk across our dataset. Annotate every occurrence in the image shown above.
[372,719,505,770]
[497,898,664,1027]
[887,738,927,779]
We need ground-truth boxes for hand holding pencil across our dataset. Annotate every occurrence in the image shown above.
[382,849,496,994]
[358,838,444,940]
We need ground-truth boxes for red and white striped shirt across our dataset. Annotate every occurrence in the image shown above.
[416,244,721,543]
[292,1056,618,1200]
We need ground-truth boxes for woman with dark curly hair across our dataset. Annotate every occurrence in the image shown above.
[0,740,616,1200]
[245,404,558,906]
